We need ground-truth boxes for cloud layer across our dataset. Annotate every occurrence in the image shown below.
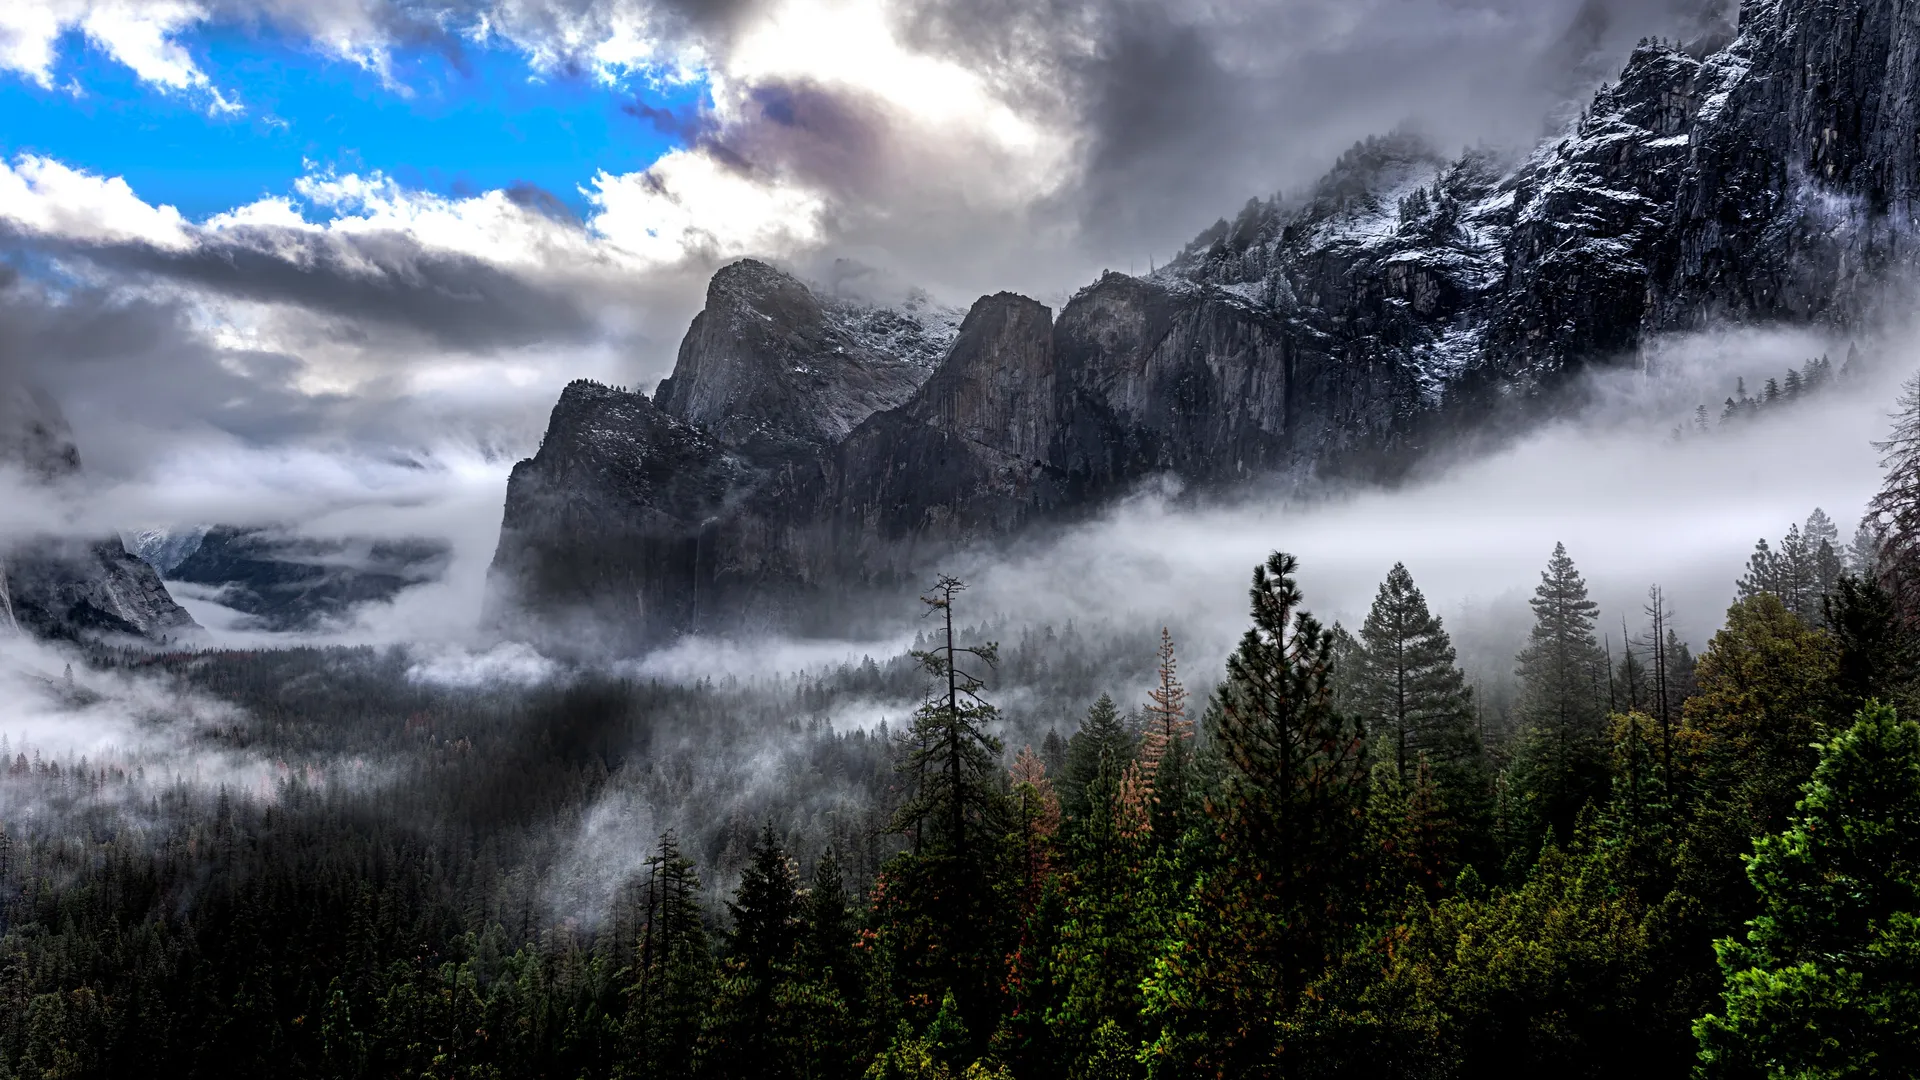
[0,0,1745,644]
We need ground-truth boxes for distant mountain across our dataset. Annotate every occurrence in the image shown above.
[488,0,1920,653]
[136,526,452,633]
[0,383,197,643]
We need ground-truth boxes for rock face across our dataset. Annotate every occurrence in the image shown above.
[0,383,197,643]
[488,0,1920,652]
[140,527,452,632]
[653,260,956,460]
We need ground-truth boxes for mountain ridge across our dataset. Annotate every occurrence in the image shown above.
[488,0,1920,653]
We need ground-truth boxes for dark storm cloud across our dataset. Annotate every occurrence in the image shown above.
[882,0,1738,263]
[0,280,345,472]
[6,223,602,354]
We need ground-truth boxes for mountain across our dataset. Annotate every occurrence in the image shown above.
[135,526,452,633]
[488,0,1918,653]
[0,382,198,643]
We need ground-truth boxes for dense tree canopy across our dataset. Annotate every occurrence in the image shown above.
[2,517,1918,1080]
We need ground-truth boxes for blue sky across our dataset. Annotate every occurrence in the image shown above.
[0,23,707,221]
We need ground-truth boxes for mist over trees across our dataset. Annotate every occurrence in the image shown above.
[1,381,1919,1080]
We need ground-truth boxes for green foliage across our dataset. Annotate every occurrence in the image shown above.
[1141,552,1369,1078]
[0,543,1896,1080]
[1695,702,1920,1079]
[1509,543,1612,854]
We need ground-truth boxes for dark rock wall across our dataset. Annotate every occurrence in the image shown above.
[488,0,1920,652]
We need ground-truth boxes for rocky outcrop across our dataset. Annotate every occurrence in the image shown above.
[1650,0,1920,326]
[488,0,1920,651]
[150,527,451,632]
[485,380,750,648]
[0,382,197,643]
[653,259,955,461]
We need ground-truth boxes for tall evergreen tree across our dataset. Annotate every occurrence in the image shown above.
[1695,703,1920,1078]
[1140,628,1195,840]
[1676,593,1840,943]
[709,824,804,1079]
[1352,563,1480,786]
[1510,543,1610,851]
[1826,574,1917,714]
[895,576,1005,863]
[1143,552,1368,1078]
[800,847,859,1006]
[1062,693,1135,828]
[1870,371,1920,622]
[628,832,712,1080]
[882,575,1010,1044]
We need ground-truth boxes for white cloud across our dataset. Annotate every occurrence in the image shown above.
[0,2,68,86]
[0,154,196,250]
[587,150,829,265]
[0,0,242,110]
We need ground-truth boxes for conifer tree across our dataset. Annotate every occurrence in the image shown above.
[1139,628,1192,785]
[800,847,859,1005]
[709,824,804,1079]
[1869,372,1920,622]
[1826,574,1916,714]
[1509,543,1610,850]
[727,823,802,982]
[1008,747,1061,913]
[1695,703,1920,1078]
[1351,563,1480,786]
[895,576,1005,863]
[1678,593,1839,937]
[882,575,1010,1044]
[628,832,712,1080]
[1062,694,1134,827]
[1143,552,1367,1077]
[1139,628,1194,838]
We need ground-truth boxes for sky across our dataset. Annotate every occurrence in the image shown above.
[0,0,1765,645]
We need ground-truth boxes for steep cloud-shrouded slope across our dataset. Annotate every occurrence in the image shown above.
[488,0,1920,653]
[0,382,197,643]
[652,259,959,461]
[1651,0,1920,325]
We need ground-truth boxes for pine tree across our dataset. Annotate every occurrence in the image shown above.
[1869,372,1920,622]
[727,823,801,983]
[1734,538,1780,604]
[1677,593,1840,938]
[709,824,804,1079]
[1139,628,1192,783]
[1509,543,1610,851]
[1641,586,1681,796]
[800,847,859,1004]
[628,832,712,1080]
[882,575,1010,1044]
[1062,694,1134,827]
[1695,703,1920,1078]
[1008,747,1061,913]
[1825,575,1916,715]
[1352,563,1480,786]
[1139,628,1194,839]
[894,576,1005,864]
[1142,552,1368,1077]
[1848,515,1884,579]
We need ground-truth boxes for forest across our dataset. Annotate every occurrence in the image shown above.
[2,379,1919,1080]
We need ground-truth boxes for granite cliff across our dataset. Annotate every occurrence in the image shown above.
[490,0,1920,652]
[0,383,197,643]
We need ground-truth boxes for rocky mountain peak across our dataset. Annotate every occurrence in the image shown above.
[487,0,1918,652]
[905,292,1055,462]
[0,380,197,642]
[652,259,950,462]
